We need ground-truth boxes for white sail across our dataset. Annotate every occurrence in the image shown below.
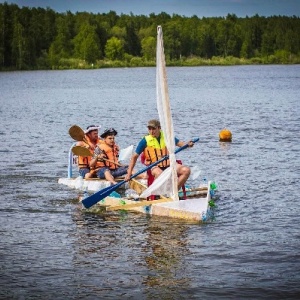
[140,26,178,201]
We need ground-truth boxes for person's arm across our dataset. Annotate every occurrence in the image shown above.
[89,155,98,168]
[89,146,104,168]
[124,137,146,181]
[125,152,139,181]
[175,138,194,148]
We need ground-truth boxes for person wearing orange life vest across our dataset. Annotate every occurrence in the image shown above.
[89,128,128,185]
[76,125,101,179]
[125,119,194,189]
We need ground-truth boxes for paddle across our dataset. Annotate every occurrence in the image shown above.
[81,138,199,209]
[69,125,86,142]
[71,145,91,156]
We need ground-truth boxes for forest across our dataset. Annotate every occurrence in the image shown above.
[0,2,300,70]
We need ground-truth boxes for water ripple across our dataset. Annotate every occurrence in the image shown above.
[0,66,299,299]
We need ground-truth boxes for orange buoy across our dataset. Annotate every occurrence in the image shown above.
[219,128,232,142]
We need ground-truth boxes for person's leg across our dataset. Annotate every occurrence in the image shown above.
[79,168,90,179]
[86,169,97,179]
[97,167,116,185]
[176,164,191,189]
[104,170,117,185]
[151,166,163,179]
[134,171,148,180]
[111,166,128,178]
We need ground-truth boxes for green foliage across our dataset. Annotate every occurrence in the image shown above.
[105,37,124,60]
[124,22,141,56]
[49,16,74,64]
[0,2,300,70]
[129,56,143,67]
[124,53,133,63]
[73,23,102,63]
[35,50,50,69]
[141,36,156,60]
[110,25,126,40]
[274,50,291,63]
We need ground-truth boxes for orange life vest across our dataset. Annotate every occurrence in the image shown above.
[95,142,120,170]
[143,132,169,168]
[77,136,100,169]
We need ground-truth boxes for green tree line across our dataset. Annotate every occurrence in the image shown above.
[0,2,300,70]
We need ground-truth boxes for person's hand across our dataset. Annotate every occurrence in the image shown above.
[188,141,194,147]
[92,147,103,161]
[124,172,131,182]
[97,154,105,162]
[94,146,102,156]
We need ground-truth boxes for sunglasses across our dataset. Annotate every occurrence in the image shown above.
[147,126,157,130]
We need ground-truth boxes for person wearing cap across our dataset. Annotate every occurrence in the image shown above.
[89,128,128,185]
[125,119,194,189]
[76,125,101,179]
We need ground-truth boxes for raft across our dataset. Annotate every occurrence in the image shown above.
[84,181,216,223]
[58,144,217,222]
[58,147,217,222]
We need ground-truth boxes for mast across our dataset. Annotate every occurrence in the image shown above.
[156,26,179,201]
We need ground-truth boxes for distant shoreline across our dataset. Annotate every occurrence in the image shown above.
[1,3,299,71]
[1,56,299,72]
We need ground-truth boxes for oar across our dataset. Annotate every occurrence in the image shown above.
[72,145,91,156]
[81,138,199,209]
[69,125,86,142]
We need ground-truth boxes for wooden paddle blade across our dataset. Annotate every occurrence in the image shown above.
[69,125,85,141]
[81,181,125,209]
[72,146,92,157]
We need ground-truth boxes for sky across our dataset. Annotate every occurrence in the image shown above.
[0,0,299,18]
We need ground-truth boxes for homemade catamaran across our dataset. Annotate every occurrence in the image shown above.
[58,26,217,222]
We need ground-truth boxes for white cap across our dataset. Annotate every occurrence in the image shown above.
[84,125,101,134]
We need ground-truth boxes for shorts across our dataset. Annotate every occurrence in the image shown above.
[79,168,90,178]
[97,166,128,179]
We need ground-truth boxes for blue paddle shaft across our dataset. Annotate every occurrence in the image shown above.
[81,138,199,209]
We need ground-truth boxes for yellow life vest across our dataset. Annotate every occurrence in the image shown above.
[143,132,169,168]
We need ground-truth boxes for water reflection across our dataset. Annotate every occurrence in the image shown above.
[142,217,191,299]
[70,206,193,298]
[219,141,232,152]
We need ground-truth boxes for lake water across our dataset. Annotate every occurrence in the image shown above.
[0,65,299,299]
